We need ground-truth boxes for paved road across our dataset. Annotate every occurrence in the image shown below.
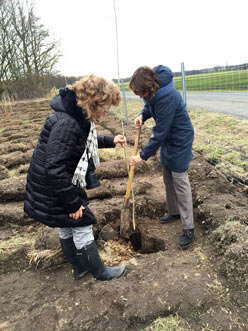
[186,91,248,119]
[125,91,248,119]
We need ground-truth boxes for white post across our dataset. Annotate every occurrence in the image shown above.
[181,62,187,106]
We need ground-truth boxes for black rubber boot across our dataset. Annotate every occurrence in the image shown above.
[179,229,195,250]
[76,241,127,281]
[160,214,180,224]
[60,238,88,280]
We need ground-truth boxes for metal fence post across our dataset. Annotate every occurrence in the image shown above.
[181,62,187,106]
[121,79,129,125]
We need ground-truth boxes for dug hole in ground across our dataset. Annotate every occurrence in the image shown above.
[0,100,247,330]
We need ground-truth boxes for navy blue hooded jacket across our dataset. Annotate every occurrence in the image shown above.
[140,65,194,172]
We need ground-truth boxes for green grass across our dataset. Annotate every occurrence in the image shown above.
[226,218,237,223]
[117,81,130,92]
[0,235,27,254]
[174,69,248,91]
[114,99,248,189]
[190,109,248,184]
[9,169,16,177]
[120,69,248,92]
[206,148,225,163]
[0,227,40,257]
[99,145,134,161]
[140,316,189,331]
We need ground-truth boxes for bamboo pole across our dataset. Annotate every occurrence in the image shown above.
[113,0,136,230]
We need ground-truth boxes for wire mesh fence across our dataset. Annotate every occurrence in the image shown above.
[174,63,248,92]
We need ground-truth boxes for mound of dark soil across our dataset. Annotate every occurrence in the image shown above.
[0,99,247,330]
[210,222,248,290]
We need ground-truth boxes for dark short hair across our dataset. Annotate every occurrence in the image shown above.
[129,66,160,100]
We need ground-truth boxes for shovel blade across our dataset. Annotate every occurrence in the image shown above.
[120,208,130,238]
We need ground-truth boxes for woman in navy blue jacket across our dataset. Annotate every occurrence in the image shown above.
[24,75,127,280]
[129,65,195,250]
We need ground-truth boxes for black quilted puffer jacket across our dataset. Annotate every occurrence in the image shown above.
[24,88,115,227]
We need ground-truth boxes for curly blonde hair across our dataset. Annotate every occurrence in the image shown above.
[70,75,121,119]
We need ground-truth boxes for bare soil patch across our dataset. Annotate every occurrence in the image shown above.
[0,100,247,330]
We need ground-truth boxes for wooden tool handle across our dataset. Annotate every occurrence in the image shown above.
[123,127,141,207]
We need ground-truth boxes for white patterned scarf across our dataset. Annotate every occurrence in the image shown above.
[72,121,100,188]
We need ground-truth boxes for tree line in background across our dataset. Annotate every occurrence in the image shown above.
[173,63,248,77]
[113,63,248,82]
[0,0,86,100]
[0,0,62,99]
[1,0,247,100]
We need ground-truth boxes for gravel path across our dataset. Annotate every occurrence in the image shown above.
[125,91,248,119]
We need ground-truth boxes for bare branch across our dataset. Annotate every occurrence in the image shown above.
[0,0,61,99]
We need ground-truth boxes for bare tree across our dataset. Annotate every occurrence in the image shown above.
[0,0,61,99]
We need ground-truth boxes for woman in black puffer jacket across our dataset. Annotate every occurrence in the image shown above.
[24,75,127,281]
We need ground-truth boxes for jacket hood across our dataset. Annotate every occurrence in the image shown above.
[50,88,78,113]
[143,65,174,105]
[50,94,66,112]
[154,65,173,88]
[50,88,90,131]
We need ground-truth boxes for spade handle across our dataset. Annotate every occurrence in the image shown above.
[123,127,141,207]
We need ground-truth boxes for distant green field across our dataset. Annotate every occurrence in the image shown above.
[174,69,248,91]
[120,69,248,92]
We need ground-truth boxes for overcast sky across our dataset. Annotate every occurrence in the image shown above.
[34,0,247,79]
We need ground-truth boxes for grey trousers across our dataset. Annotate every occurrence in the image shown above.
[58,225,94,250]
[162,167,194,230]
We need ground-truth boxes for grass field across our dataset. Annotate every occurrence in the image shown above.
[114,99,248,189]
[174,69,248,91]
[120,69,248,92]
